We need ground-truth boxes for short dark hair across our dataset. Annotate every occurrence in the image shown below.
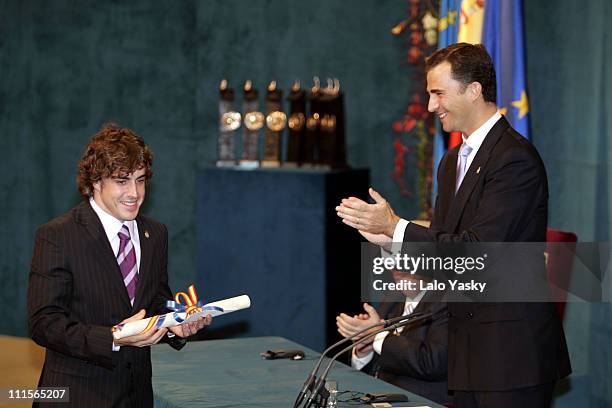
[425,43,497,104]
[77,123,153,198]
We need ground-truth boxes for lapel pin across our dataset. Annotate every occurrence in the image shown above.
[476,166,481,174]
[144,230,150,238]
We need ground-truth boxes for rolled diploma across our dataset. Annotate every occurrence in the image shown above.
[112,294,251,340]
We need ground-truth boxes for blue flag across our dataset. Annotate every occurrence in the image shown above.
[432,0,461,202]
[483,0,530,139]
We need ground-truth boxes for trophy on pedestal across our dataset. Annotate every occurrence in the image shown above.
[215,76,346,170]
[303,77,322,167]
[285,80,306,167]
[240,80,263,168]
[217,79,240,167]
[318,78,346,169]
[261,80,286,167]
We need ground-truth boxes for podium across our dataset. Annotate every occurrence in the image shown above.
[196,167,369,351]
[152,336,444,407]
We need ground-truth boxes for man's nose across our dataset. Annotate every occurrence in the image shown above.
[427,95,437,113]
[126,181,138,196]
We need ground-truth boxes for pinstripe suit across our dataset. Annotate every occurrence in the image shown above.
[28,200,184,407]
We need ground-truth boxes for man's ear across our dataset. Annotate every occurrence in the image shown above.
[92,180,101,194]
[467,82,483,101]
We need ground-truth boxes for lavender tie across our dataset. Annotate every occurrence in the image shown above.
[117,225,138,305]
[455,143,473,193]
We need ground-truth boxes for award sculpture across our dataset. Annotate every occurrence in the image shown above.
[303,77,322,166]
[318,78,346,169]
[285,80,306,167]
[214,77,346,169]
[262,80,286,167]
[240,80,263,168]
[217,79,240,167]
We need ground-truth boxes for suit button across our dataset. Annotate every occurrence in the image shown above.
[466,312,474,318]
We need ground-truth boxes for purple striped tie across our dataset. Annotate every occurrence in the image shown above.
[117,225,138,305]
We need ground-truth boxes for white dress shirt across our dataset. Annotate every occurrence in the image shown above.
[461,111,502,174]
[89,198,141,350]
[89,198,141,271]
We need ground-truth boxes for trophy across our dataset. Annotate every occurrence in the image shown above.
[261,81,286,167]
[217,79,240,167]
[240,80,263,168]
[318,78,346,169]
[285,80,306,167]
[303,77,322,166]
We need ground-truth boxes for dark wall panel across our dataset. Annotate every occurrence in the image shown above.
[0,0,417,335]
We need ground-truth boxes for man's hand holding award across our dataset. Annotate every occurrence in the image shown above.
[112,284,251,341]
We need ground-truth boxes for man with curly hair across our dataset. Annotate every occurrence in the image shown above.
[27,123,211,407]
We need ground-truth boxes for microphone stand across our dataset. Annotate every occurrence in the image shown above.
[292,312,424,408]
[303,309,446,408]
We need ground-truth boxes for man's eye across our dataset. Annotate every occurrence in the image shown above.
[116,180,127,185]
[137,179,146,184]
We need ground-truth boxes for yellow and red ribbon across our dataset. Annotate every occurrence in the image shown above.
[166,284,223,323]
[112,284,223,336]
[171,285,204,317]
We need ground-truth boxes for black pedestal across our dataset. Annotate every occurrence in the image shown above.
[196,167,369,351]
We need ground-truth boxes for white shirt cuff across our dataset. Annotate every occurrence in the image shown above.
[351,347,374,370]
[112,342,120,351]
[372,331,389,355]
[390,218,409,254]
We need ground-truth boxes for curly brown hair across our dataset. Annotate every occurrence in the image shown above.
[77,123,153,198]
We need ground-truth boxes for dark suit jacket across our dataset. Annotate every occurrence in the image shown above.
[27,201,185,407]
[362,294,451,405]
[401,117,571,391]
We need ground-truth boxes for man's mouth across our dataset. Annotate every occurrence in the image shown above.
[120,201,138,208]
[438,112,447,120]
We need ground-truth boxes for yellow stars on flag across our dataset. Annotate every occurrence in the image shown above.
[498,91,529,119]
[438,11,458,32]
[511,90,529,119]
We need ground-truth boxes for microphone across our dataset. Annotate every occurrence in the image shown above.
[292,312,424,408]
[303,309,446,408]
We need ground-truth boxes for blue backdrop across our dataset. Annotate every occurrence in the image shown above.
[0,1,610,405]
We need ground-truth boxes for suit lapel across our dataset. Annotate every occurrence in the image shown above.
[437,149,458,228]
[76,201,131,311]
[443,117,510,233]
[413,298,432,316]
[133,216,153,311]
